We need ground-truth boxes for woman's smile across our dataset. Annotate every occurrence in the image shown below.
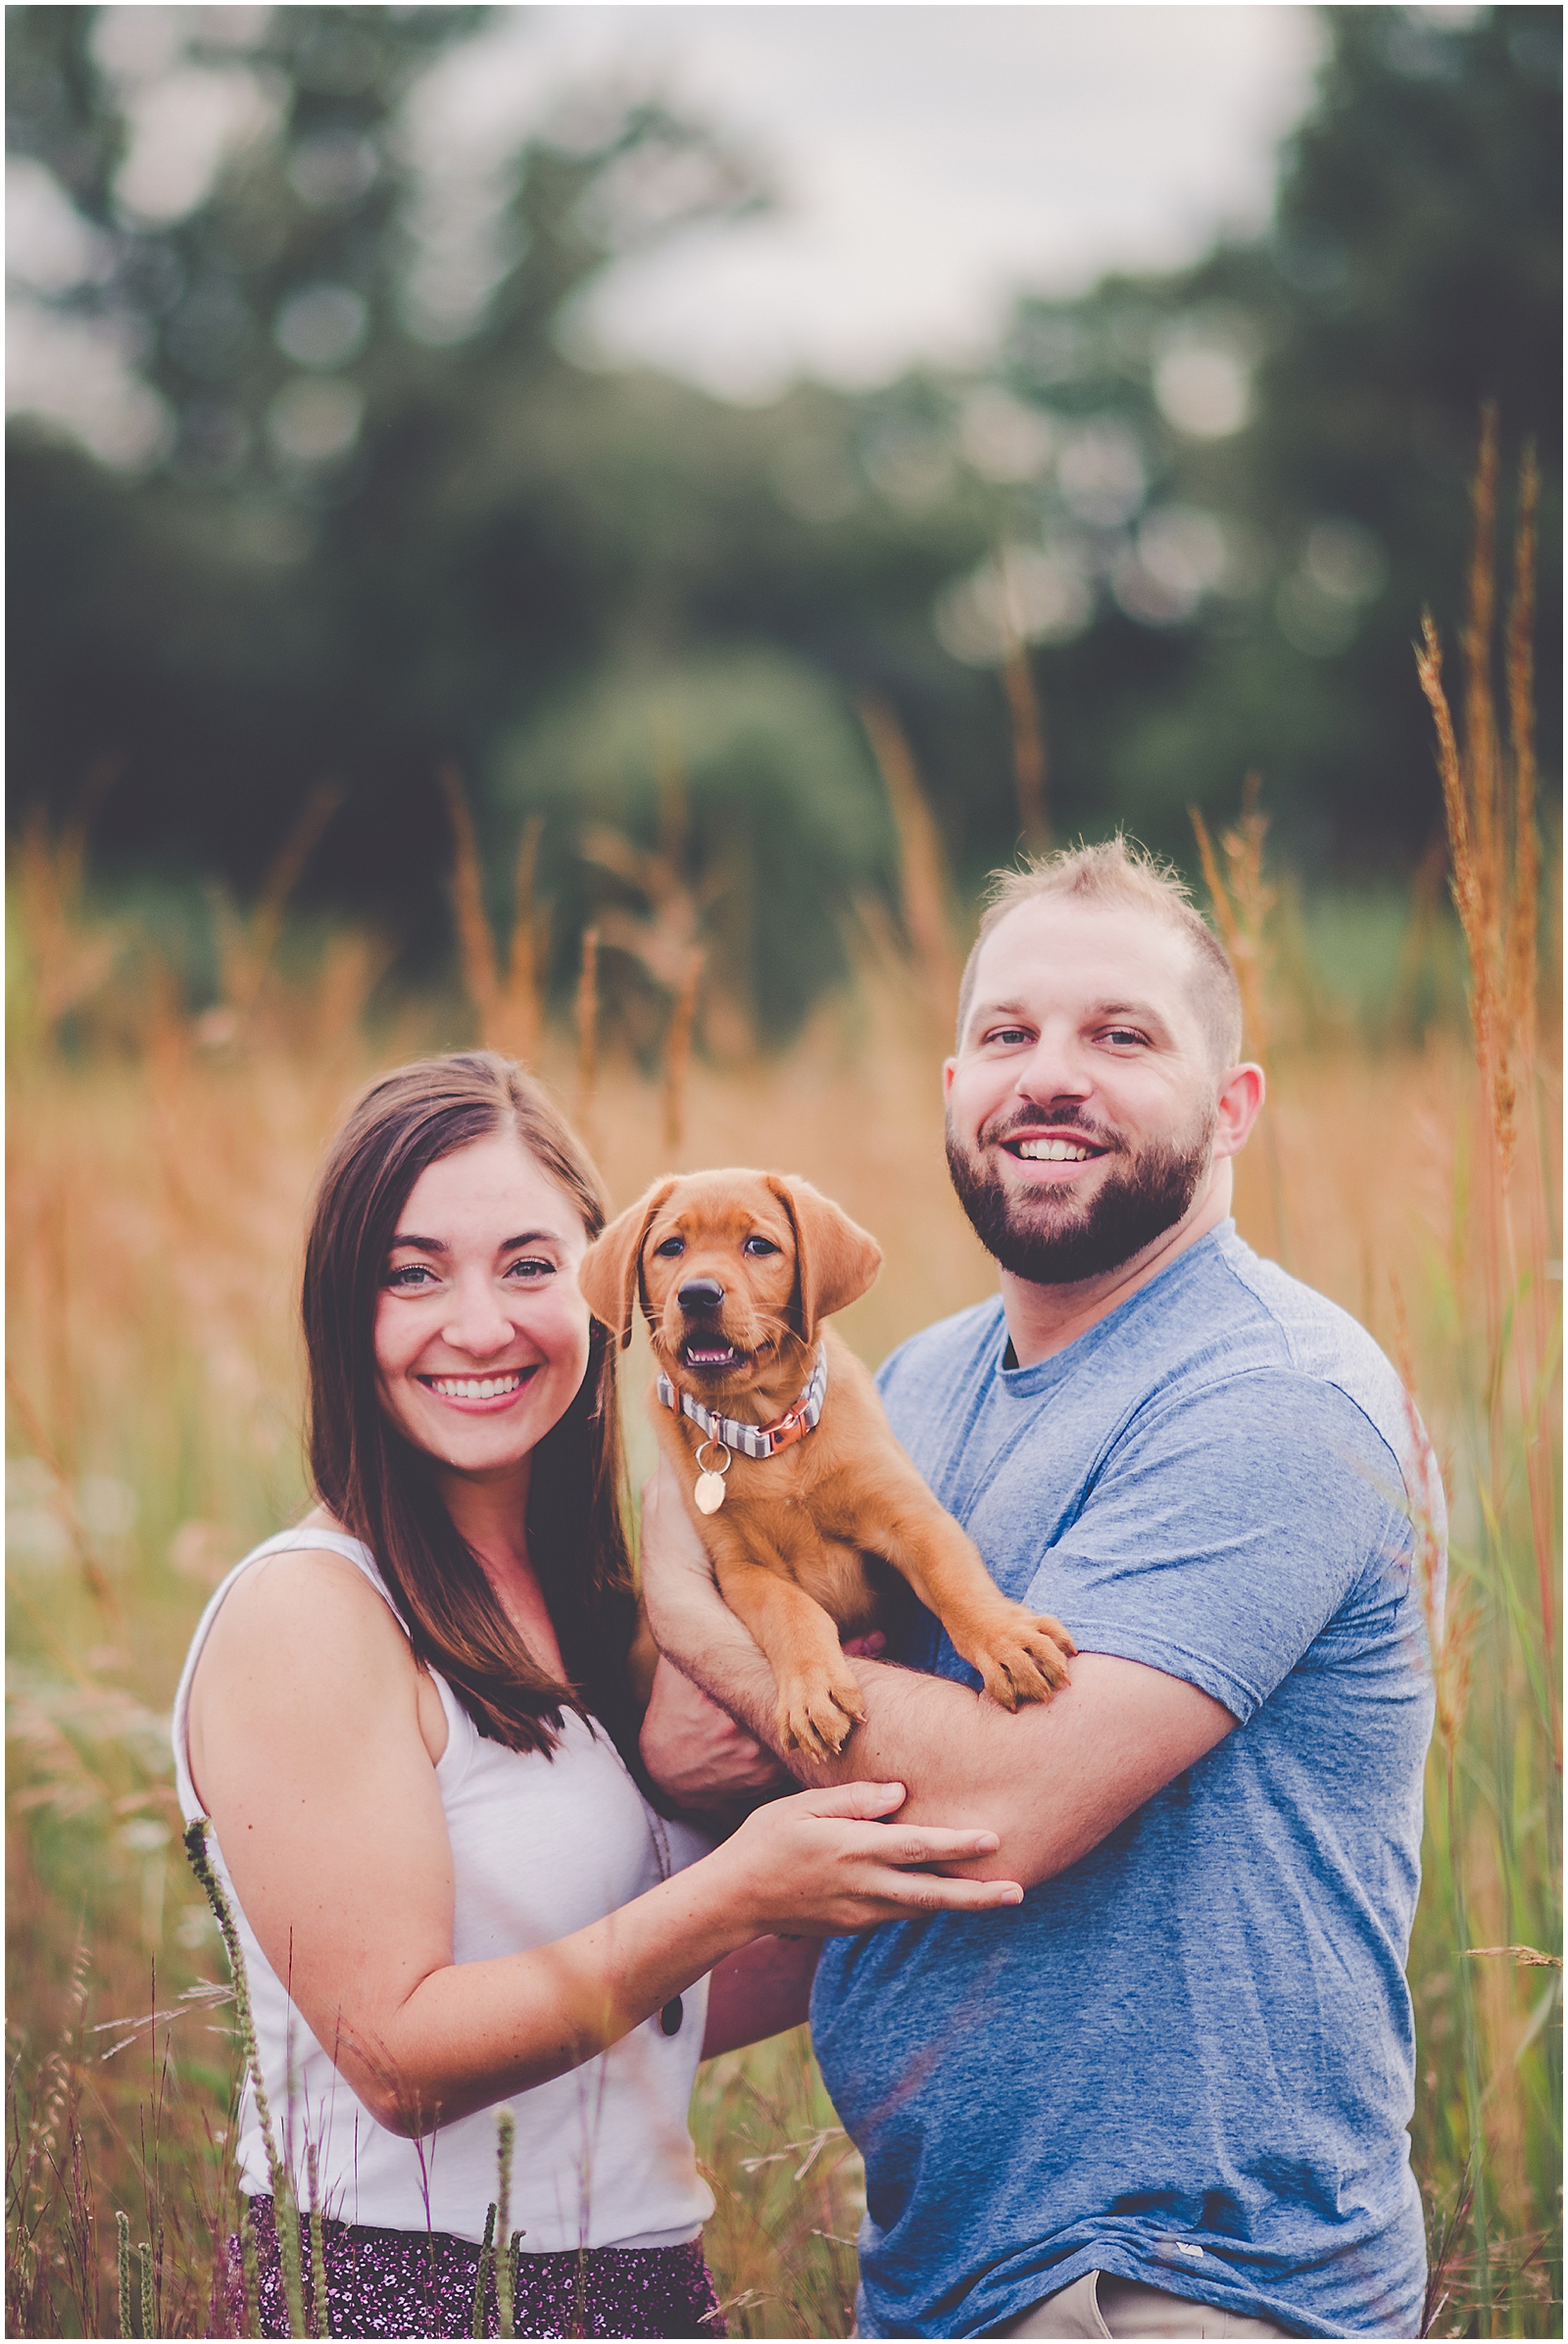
[416,1366,539,1407]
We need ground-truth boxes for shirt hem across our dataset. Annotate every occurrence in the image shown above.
[864,2244,1410,2339]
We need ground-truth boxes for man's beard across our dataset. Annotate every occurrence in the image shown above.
[944,1105,1214,1285]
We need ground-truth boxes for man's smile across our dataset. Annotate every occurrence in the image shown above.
[990,1119,1120,1183]
[1014,1138,1095,1161]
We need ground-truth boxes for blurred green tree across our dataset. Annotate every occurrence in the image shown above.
[934,3,1560,876]
[493,648,899,1043]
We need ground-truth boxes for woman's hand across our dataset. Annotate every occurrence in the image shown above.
[641,1657,791,1809]
[707,1780,1022,1937]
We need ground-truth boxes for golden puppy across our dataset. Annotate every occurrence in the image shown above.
[578,1168,1076,1760]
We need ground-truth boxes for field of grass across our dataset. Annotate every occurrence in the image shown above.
[6,846,1559,2337]
[5,514,1561,2337]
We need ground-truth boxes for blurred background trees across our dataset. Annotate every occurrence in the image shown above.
[6,2,1560,1035]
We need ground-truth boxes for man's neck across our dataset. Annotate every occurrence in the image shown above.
[1000,1161,1233,1368]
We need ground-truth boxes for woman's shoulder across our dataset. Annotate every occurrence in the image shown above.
[184,1525,447,1815]
[207,1518,409,1658]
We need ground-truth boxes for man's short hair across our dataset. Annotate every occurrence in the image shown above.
[955,836,1245,1071]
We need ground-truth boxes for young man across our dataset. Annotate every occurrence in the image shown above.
[638,841,1441,2341]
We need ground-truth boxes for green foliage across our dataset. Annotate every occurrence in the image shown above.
[494,648,898,1037]
[1270,6,1560,467]
[971,5,1561,872]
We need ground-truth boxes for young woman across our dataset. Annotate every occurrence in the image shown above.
[173,1052,1020,2339]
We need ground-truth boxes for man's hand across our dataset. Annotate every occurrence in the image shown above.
[640,1656,791,1810]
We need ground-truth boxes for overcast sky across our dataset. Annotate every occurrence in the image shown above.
[410,4,1327,399]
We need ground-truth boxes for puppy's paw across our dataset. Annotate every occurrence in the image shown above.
[776,1664,869,1762]
[958,1606,1076,1710]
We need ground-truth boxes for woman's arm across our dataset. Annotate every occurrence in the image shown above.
[188,1549,1020,2139]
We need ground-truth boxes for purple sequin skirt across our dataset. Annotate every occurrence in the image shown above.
[220,2193,727,2339]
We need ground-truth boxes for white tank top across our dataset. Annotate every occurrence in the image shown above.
[172,1529,715,2249]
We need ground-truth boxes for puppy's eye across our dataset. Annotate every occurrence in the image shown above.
[653,1237,685,1258]
[742,1236,780,1257]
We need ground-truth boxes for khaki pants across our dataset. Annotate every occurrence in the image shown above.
[996,2271,1292,2339]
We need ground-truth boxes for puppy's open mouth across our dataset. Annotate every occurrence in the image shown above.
[679,1339,747,1372]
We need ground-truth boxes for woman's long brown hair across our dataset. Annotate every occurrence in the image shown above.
[302,1052,640,1762]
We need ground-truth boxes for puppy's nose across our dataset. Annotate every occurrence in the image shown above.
[678,1277,725,1315]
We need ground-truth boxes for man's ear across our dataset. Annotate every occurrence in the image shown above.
[578,1178,679,1349]
[765,1175,882,1345]
[1212,1062,1266,1161]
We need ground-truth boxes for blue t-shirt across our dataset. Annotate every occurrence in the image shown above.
[810,1224,1440,2340]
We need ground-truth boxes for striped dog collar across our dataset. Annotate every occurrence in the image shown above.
[656,1345,828,1459]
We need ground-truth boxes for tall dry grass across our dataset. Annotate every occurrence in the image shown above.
[1404,419,1561,2334]
[5,444,1559,2332]
[7,891,1557,2334]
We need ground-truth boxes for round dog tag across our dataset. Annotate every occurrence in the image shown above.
[692,1437,731,1515]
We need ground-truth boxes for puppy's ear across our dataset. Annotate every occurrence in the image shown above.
[578,1178,679,1350]
[765,1176,882,1344]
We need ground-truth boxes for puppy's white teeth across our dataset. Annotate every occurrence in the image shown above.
[429,1374,523,1399]
[1016,1139,1093,1162]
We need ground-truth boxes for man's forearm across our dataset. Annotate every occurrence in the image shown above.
[645,1558,788,1749]
[657,1623,1093,1886]
[643,1538,1233,1889]
[644,1561,938,1798]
